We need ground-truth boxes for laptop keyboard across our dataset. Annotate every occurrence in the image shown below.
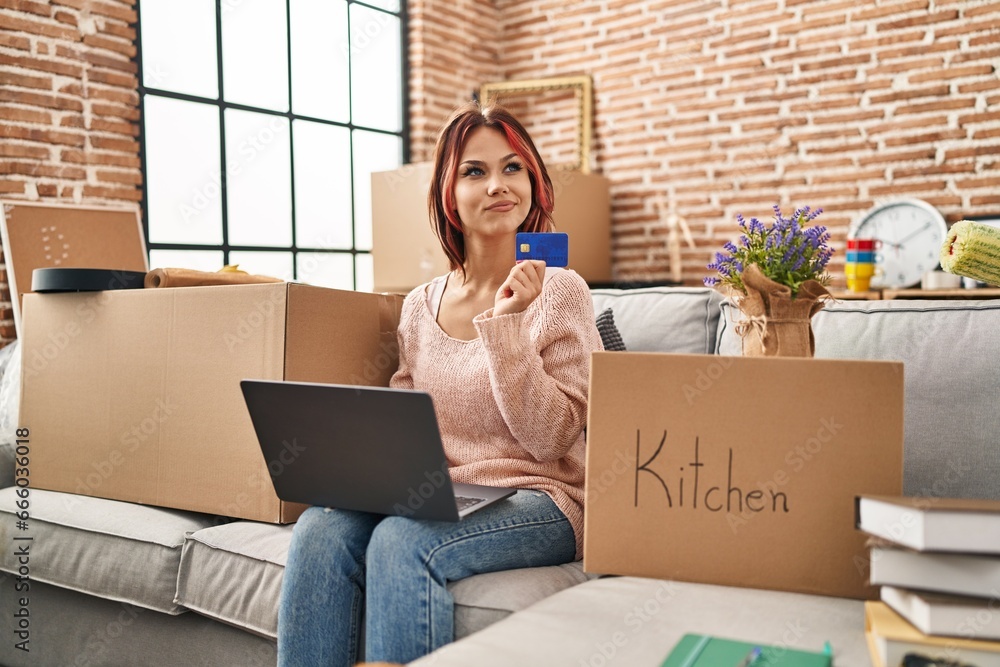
[455,495,486,512]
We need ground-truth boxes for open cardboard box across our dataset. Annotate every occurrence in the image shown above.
[20,283,404,522]
[0,200,148,337]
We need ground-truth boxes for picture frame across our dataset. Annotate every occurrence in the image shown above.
[479,74,593,173]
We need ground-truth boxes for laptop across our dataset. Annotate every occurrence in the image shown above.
[240,380,517,521]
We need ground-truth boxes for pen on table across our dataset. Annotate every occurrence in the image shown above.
[737,646,761,666]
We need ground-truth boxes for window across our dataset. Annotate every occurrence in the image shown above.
[136,0,407,291]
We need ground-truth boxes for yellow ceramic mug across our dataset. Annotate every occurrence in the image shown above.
[845,262,879,292]
[845,263,876,279]
[847,276,871,292]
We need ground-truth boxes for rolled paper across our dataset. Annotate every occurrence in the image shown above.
[144,268,284,288]
[940,220,1000,286]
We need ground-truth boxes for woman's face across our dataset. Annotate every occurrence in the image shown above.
[453,126,532,241]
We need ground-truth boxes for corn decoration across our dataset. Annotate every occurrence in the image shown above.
[940,220,1000,286]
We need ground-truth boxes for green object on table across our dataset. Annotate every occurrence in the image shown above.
[660,633,833,667]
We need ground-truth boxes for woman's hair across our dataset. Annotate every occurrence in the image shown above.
[427,100,555,272]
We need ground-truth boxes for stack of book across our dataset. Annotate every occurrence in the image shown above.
[857,495,1000,667]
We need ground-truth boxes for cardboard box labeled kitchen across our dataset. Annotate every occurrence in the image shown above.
[20,282,404,523]
[584,352,904,599]
[371,163,612,292]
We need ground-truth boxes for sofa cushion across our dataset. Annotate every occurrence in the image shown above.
[0,488,219,614]
[448,561,597,638]
[175,521,293,638]
[717,298,1000,499]
[410,576,868,666]
[177,520,597,640]
[591,287,724,354]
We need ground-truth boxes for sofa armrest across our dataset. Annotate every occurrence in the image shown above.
[0,340,20,490]
[0,443,11,490]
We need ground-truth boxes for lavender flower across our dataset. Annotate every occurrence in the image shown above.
[703,205,832,297]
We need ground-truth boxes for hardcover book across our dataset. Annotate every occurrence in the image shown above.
[857,495,1000,554]
[869,544,1000,598]
[865,601,1000,667]
[881,585,1000,641]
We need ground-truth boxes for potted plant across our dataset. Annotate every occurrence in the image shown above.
[705,205,833,357]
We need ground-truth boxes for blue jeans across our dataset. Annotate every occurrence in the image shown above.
[277,490,576,666]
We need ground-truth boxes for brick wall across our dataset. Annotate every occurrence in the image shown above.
[0,0,141,343]
[411,0,1000,285]
[1,0,997,347]
[407,0,501,162]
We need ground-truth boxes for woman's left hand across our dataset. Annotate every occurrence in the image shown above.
[493,260,545,317]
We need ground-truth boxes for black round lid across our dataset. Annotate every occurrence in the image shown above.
[31,268,147,293]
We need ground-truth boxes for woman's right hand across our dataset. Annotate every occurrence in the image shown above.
[493,260,546,318]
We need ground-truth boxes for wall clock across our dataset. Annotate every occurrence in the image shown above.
[848,199,949,289]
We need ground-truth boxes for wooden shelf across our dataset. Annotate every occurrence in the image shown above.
[882,288,1000,300]
[827,289,882,301]
[826,288,1000,300]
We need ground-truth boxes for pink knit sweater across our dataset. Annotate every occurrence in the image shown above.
[389,268,602,558]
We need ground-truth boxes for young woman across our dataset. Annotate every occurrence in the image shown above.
[278,101,602,666]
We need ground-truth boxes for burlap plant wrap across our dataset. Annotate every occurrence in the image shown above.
[732,264,830,357]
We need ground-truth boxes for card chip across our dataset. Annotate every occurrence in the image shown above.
[520,243,530,252]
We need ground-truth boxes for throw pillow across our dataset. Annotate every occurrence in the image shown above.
[596,307,627,351]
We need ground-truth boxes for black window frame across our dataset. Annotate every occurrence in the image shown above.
[133,0,410,290]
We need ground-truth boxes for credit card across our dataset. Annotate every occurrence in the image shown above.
[515,232,569,267]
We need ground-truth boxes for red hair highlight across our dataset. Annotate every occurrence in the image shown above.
[427,101,555,276]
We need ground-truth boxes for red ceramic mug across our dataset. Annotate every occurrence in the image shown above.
[847,238,881,251]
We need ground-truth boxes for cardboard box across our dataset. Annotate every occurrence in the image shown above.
[20,283,403,522]
[371,163,612,292]
[584,352,904,600]
[0,200,148,337]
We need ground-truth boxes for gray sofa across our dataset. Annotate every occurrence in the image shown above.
[410,291,1000,666]
[2,286,998,666]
